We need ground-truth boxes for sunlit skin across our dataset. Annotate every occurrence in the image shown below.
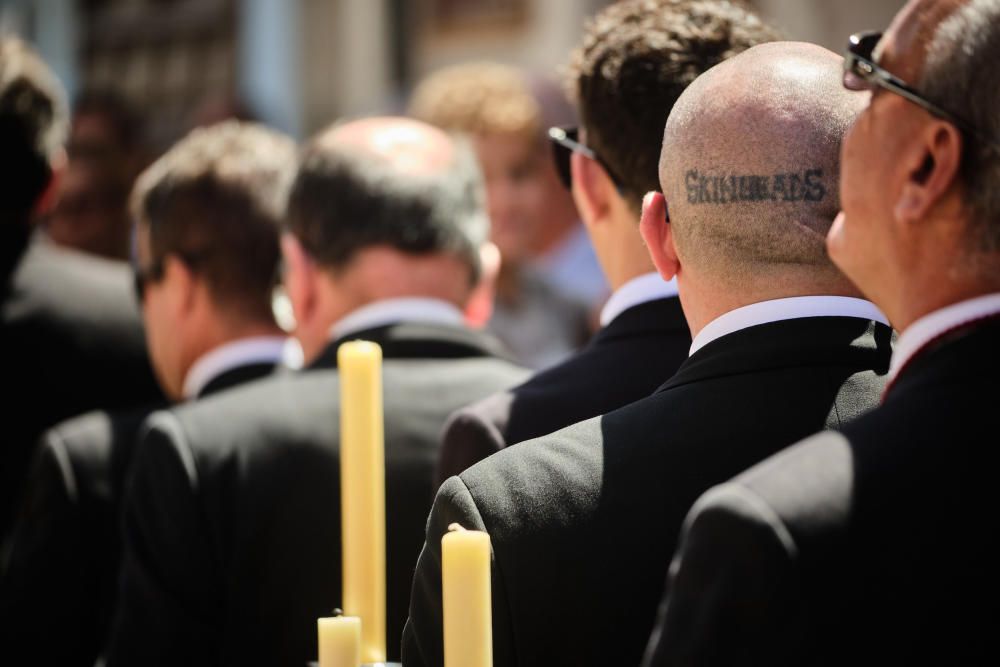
[472,132,551,266]
[828,0,974,330]
[134,224,185,399]
[45,111,136,259]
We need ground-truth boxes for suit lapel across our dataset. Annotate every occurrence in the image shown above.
[656,317,892,394]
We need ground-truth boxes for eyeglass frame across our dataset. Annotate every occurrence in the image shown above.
[547,126,624,191]
[132,250,211,304]
[843,30,1000,153]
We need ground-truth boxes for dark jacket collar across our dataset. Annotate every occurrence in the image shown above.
[0,222,31,290]
[592,295,687,345]
[887,315,1000,401]
[308,321,513,370]
[197,361,281,398]
[656,316,893,395]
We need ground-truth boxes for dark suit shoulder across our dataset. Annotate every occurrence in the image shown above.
[458,415,606,534]
[642,480,807,667]
[437,298,688,482]
[42,405,159,499]
[5,242,146,344]
[726,430,854,541]
[500,297,689,444]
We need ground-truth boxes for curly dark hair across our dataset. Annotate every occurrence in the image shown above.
[566,0,780,210]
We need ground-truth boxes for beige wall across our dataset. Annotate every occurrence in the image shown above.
[292,0,911,137]
[410,0,604,82]
[752,0,905,52]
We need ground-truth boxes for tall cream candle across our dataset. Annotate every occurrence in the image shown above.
[442,523,492,667]
[338,340,387,664]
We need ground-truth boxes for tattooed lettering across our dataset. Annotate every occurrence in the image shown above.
[685,168,826,205]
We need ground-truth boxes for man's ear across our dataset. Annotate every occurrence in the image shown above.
[463,241,500,328]
[280,233,316,331]
[639,191,680,281]
[33,148,67,217]
[571,151,616,228]
[894,121,962,225]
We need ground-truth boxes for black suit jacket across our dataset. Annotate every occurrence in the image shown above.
[1,230,161,539]
[437,296,689,484]
[403,316,893,667]
[0,362,277,667]
[643,316,1000,667]
[105,323,526,667]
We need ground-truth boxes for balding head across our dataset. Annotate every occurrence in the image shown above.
[660,42,864,290]
[317,117,457,176]
[287,116,487,283]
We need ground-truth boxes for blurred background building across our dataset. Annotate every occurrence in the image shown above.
[2,0,903,148]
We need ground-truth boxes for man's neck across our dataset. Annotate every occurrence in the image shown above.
[181,321,286,390]
[593,210,658,291]
[181,330,287,400]
[892,277,1000,334]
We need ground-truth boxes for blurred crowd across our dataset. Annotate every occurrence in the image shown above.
[2,0,999,665]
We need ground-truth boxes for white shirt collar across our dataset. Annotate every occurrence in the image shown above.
[182,335,288,400]
[689,296,889,356]
[599,273,678,327]
[890,292,1000,379]
[329,297,465,342]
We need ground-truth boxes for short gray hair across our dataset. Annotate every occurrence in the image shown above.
[287,132,488,283]
[921,0,1000,253]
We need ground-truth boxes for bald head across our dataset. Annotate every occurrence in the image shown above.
[661,42,865,288]
[287,116,487,282]
[318,117,456,176]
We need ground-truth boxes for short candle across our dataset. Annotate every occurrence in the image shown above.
[442,523,492,667]
[317,615,361,667]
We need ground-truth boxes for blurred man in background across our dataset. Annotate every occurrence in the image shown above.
[0,37,161,546]
[1,120,295,666]
[44,88,146,261]
[410,62,601,368]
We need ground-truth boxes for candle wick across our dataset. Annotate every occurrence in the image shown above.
[332,608,343,617]
[447,523,467,533]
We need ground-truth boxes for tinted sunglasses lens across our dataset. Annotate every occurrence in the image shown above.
[551,141,572,189]
[845,33,881,86]
[843,58,870,91]
[133,270,145,303]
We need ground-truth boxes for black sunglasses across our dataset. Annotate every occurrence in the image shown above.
[132,250,211,304]
[843,31,1000,152]
[132,258,164,304]
[548,126,623,191]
